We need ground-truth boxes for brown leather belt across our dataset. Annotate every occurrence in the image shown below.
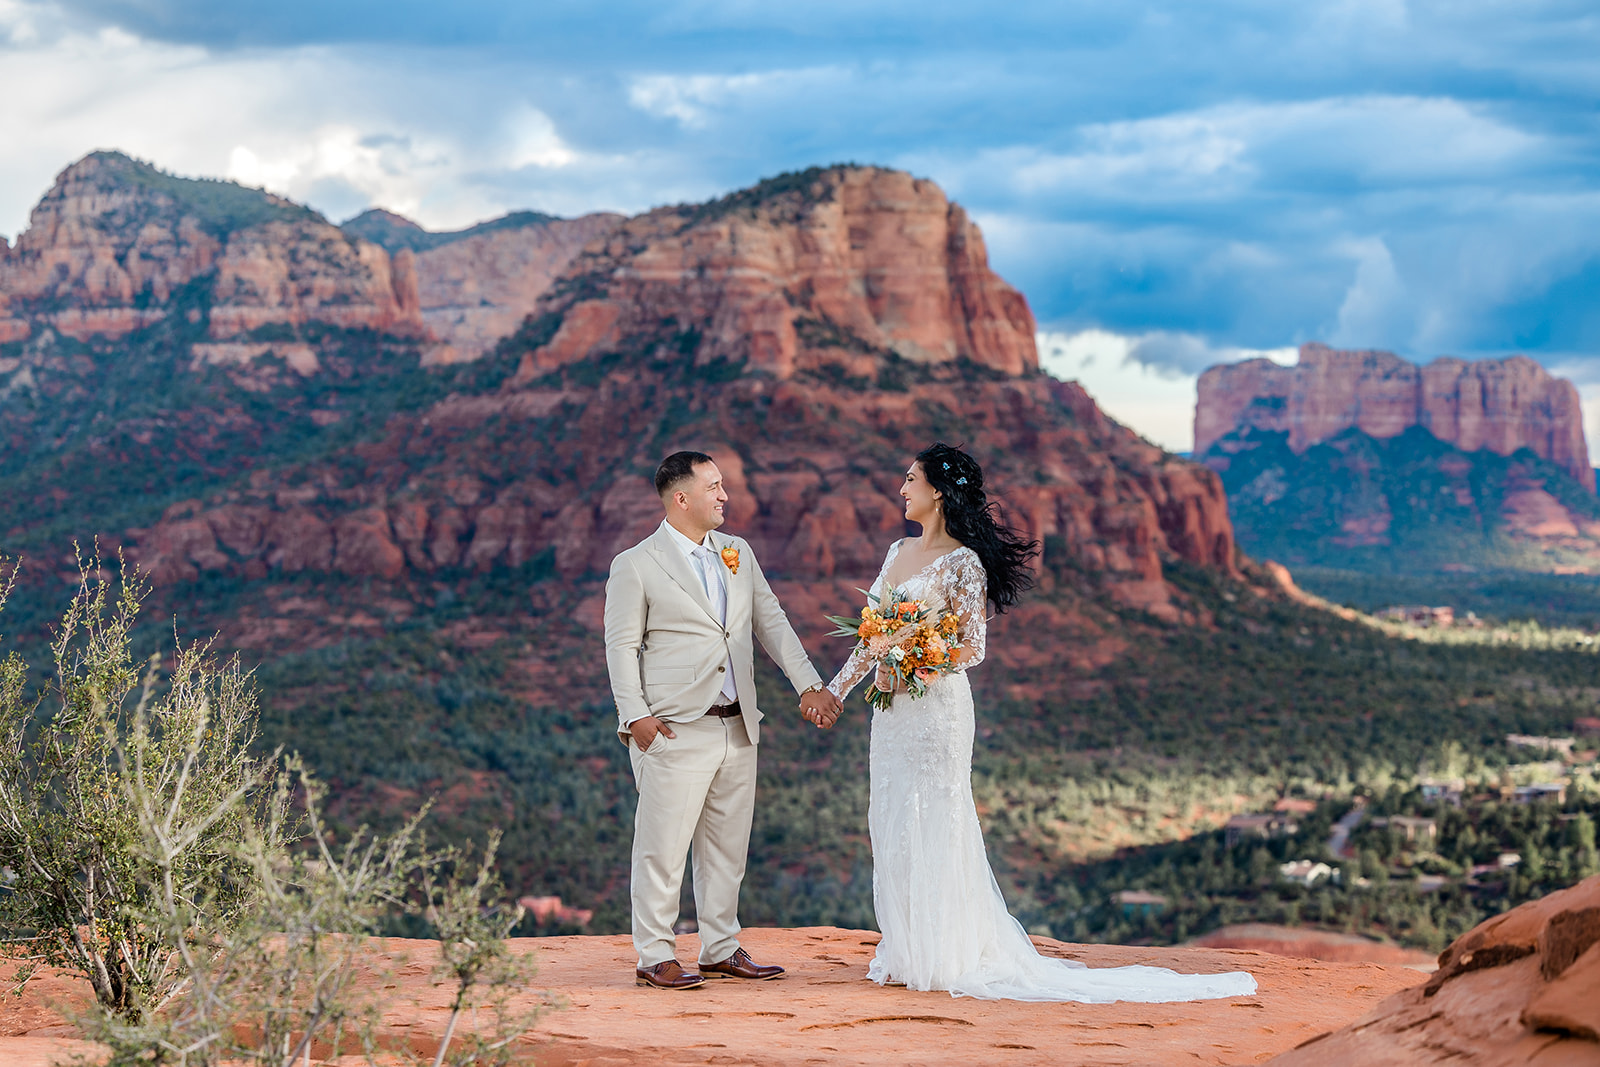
[707,701,742,718]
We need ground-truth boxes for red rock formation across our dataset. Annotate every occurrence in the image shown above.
[0,152,424,343]
[112,165,1233,632]
[412,212,624,363]
[511,166,1037,384]
[125,370,1237,634]
[1196,343,1593,491]
[0,156,1232,644]
[1272,873,1600,1064]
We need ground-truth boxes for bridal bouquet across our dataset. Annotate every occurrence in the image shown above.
[825,586,963,712]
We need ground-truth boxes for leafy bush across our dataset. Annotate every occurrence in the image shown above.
[0,555,279,1021]
[0,556,542,1065]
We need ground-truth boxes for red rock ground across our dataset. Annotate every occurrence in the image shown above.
[0,927,1422,1066]
[1186,924,1437,968]
[18,876,1596,1067]
[1269,874,1600,1066]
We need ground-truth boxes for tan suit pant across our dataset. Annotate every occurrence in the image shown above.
[628,714,757,968]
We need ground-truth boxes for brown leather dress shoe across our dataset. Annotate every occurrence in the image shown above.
[635,959,706,990]
[700,947,785,980]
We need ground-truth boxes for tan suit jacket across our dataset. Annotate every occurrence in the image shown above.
[605,520,821,745]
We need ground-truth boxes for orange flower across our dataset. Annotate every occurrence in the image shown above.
[720,545,740,574]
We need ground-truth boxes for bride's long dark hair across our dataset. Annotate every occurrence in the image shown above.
[915,443,1039,612]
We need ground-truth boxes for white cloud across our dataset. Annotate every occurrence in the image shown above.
[1331,236,1410,347]
[922,95,1545,209]
[0,2,612,236]
[222,127,464,223]
[626,67,842,129]
[1037,329,1295,453]
[503,106,577,170]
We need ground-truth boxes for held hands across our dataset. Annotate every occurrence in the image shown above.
[629,715,676,752]
[800,687,843,730]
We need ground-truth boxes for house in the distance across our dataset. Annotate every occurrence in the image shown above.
[1279,860,1336,887]
[1420,778,1465,805]
[1513,782,1568,804]
[1114,890,1169,917]
[1378,605,1455,627]
[1388,815,1438,845]
[1507,734,1578,760]
[1225,813,1299,848]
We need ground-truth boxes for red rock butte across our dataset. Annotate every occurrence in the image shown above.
[1195,343,1593,492]
[510,165,1038,384]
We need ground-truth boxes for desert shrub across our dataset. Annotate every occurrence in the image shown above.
[0,555,279,1021]
[0,556,541,1065]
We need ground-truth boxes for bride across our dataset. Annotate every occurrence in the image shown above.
[822,443,1257,1002]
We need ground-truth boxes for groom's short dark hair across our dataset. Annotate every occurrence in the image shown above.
[655,450,714,498]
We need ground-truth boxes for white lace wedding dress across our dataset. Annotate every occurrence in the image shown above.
[827,540,1257,1002]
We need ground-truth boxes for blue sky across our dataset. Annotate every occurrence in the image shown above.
[2,0,1597,449]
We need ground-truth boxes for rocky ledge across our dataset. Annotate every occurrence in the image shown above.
[0,929,1418,1067]
[9,878,1599,1065]
[1273,872,1600,1066]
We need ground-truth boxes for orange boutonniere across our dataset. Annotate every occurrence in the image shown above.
[720,545,740,575]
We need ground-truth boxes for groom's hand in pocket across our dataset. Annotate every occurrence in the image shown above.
[629,716,675,751]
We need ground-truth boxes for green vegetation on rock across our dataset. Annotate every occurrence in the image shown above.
[81,150,323,238]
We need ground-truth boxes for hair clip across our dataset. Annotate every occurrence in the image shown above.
[957,477,968,485]
[943,462,950,470]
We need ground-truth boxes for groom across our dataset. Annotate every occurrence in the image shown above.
[605,450,843,990]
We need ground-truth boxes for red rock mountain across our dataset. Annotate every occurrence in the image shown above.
[1195,343,1593,492]
[344,207,626,363]
[510,168,1037,383]
[0,152,625,367]
[103,165,1234,632]
[0,152,421,346]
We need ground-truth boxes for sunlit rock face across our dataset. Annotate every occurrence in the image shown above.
[116,165,1235,631]
[0,153,1241,653]
[509,166,1039,384]
[0,152,425,343]
[1196,344,1592,492]
[1271,873,1600,1066]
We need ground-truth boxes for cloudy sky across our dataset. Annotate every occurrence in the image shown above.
[2,0,1597,450]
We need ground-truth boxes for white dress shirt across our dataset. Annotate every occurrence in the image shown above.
[665,521,740,705]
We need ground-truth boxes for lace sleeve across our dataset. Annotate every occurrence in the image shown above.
[826,541,901,701]
[826,633,878,702]
[948,549,988,671]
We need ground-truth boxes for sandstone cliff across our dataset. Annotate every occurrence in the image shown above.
[342,207,627,363]
[511,166,1038,383]
[0,156,1236,634]
[1195,343,1593,492]
[116,166,1232,629]
[0,152,424,344]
